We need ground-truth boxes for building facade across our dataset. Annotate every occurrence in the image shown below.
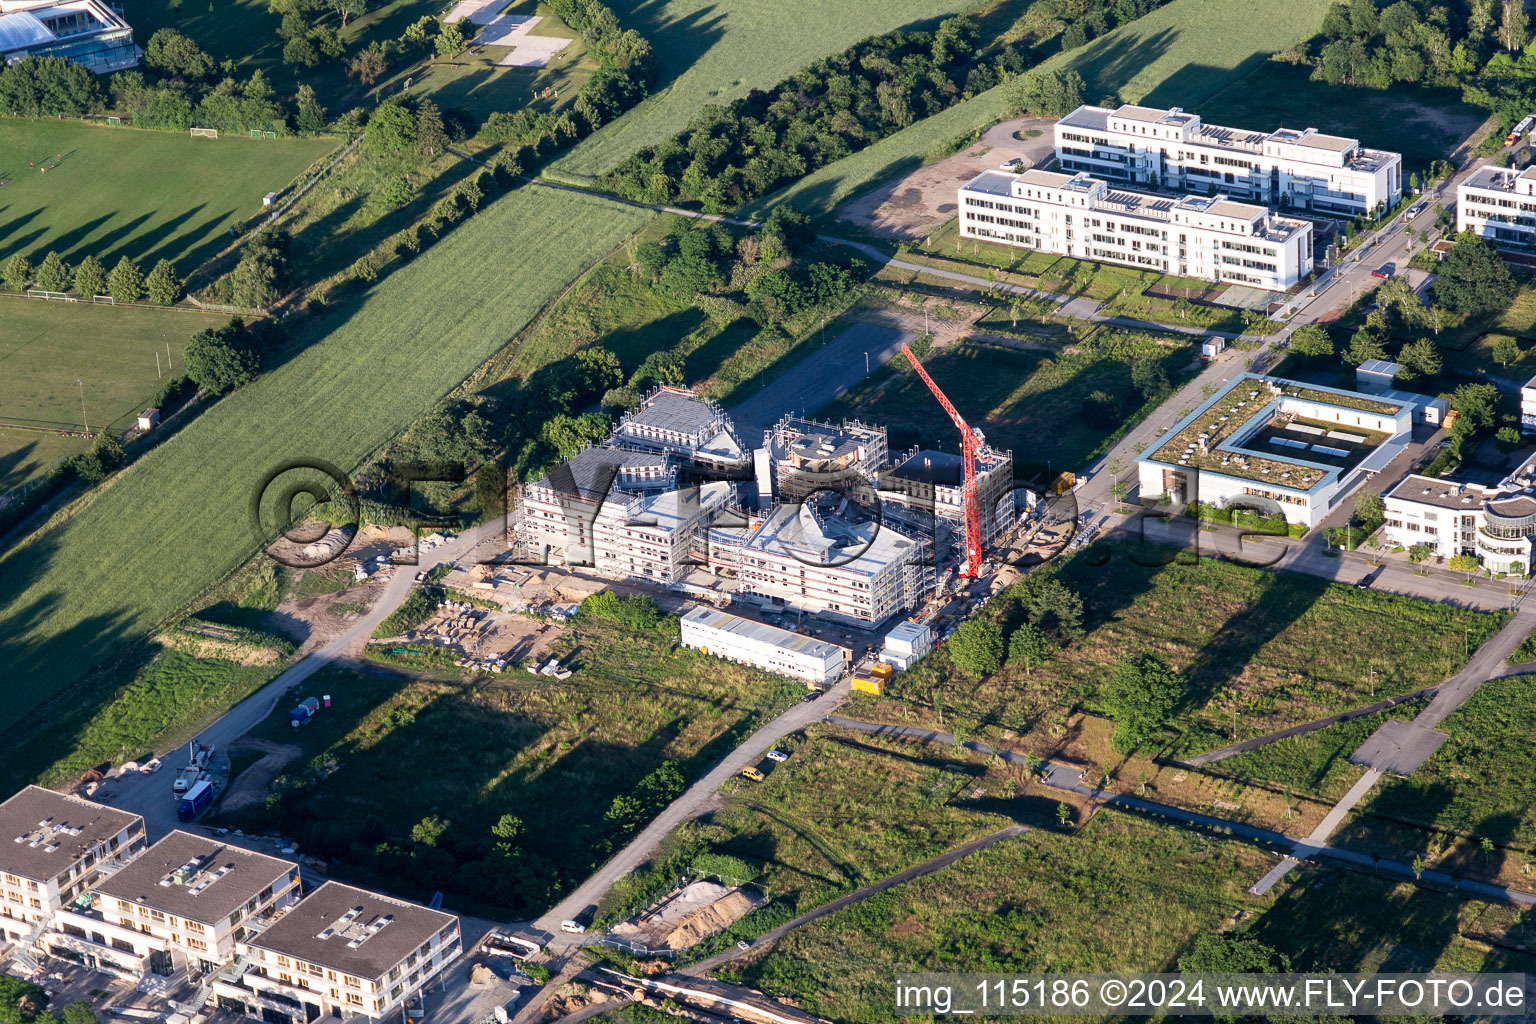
[1054,103,1402,216]
[212,882,461,1024]
[1382,469,1536,576]
[1457,165,1536,249]
[46,832,299,984]
[958,168,1314,290]
[0,0,139,72]
[0,786,145,946]
[880,447,1016,547]
[679,607,850,685]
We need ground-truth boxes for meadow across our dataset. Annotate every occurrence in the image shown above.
[0,121,336,277]
[0,184,653,758]
[544,0,978,184]
[753,0,1335,219]
[0,299,204,435]
[815,333,1196,474]
[214,617,804,916]
[723,808,1272,1022]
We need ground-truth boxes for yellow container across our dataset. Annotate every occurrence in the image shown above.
[852,676,885,695]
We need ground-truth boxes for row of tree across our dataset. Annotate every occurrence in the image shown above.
[1,251,182,305]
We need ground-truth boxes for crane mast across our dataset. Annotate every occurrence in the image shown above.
[900,344,983,578]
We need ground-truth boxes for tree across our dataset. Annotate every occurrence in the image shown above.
[1055,802,1072,828]
[1130,355,1169,400]
[329,0,366,28]
[107,257,145,303]
[283,32,320,67]
[56,1003,99,1024]
[1005,67,1086,117]
[947,618,1005,679]
[185,318,260,393]
[1448,553,1480,581]
[541,412,609,456]
[416,98,447,156]
[364,101,415,151]
[1412,854,1426,879]
[1179,934,1290,973]
[1452,382,1499,433]
[3,253,32,292]
[145,259,182,305]
[1007,622,1052,676]
[349,45,387,84]
[228,234,287,308]
[295,83,327,132]
[1355,491,1385,525]
[1493,334,1522,367]
[145,28,215,78]
[1433,232,1516,315]
[1104,654,1187,752]
[1502,0,1529,51]
[410,814,448,846]
[1344,327,1387,366]
[73,255,106,298]
[1288,323,1333,359]
[435,20,466,56]
[1021,576,1084,643]
[1397,337,1442,380]
[1498,425,1521,447]
[35,250,71,293]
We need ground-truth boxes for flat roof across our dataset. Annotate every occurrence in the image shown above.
[1358,359,1400,375]
[890,450,963,486]
[95,831,296,926]
[1112,103,1171,123]
[1295,131,1356,153]
[0,786,141,882]
[961,169,1016,197]
[622,389,720,438]
[683,606,846,660]
[537,447,671,502]
[1015,167,1074,189]
[745,501,917,577]
[1387,475,1486,510]
[1058,105,1109,132]
[248,881,456,979]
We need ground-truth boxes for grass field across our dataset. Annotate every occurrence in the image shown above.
[723,808,1271,1021]
[0,299,205,434]
[754,0,1333,219]
[545,0,978,184]
[0,184,653,774]
[0,427,88,494]
[214,617,803,916]
[815,333,1196,474]
[0,121,336,278]
[872,544,1505,756]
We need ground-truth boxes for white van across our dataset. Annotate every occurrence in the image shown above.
[559,920,586,935]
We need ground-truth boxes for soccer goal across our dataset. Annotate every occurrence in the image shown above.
[25,290,69,301]
[190,127,219,139]
[92,294,115,305]
[105,115,121,125]
[249,129,278,140]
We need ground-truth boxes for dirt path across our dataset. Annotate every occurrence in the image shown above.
[221,737,302,812]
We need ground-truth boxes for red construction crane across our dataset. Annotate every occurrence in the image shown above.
[900,343,983,578]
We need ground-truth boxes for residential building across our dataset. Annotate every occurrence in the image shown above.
[1135,373,1420,528]
[1457,165,1536,249]
[0,0,139,72]
[46,832,299,982]
[958,168,1314,290]
[679,607,849,685]
[1382,463,1536,576]
[1054,103,1402,216]
[0,786,144,944]
[212,881,461,1024]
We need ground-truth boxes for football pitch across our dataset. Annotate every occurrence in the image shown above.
[0,121,336,278]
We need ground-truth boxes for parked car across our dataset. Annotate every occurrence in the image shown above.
[802,690,822,702]
[559,920,586,935]
[1409,201,1427,218]
[740,766,765,781]
[766,750,788,762]
[1372,262,1396,278]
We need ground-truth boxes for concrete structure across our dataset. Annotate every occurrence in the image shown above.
[763,415,887,501]
[0,0,139,72]
[880,446,1015,547]
[1054,103,1402,216]
[1457,165,1536,248]
[46,832,298,983]
[1382,460,1536,575]
[679,607,849,685]
[1355,359,1401,393]
[609,386,748,472]
[0,786,145,945]
[1136,374,1419,528]
[880,621,934,671]
[212,881,461,1024]
[958,168,1314,290]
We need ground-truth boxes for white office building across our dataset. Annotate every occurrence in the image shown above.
[958,168,1314,290]
[680,607,849,685]
[1457,165,1536,249]
[1382,460,1536,576]
[1054,103,1402,216]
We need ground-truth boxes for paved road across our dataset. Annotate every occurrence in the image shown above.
[678,824,1026,977]
[96,520,507,840]
[532,677,856,941]
[1179,684,1440,767]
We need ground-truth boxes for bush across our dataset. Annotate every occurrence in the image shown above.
[185,317,260,394]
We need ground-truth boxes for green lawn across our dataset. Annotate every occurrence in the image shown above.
[0,183,653,768]
[723,808,1272,1022]
[0,426,88,494]
[0,299,205,435]
[0,121,336,278]
[545,0,979,184]
[815,334,1197,474]
[213,617,804,917]
[754,0,1334,219]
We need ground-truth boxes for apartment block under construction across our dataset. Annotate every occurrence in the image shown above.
[513,388,1014,629]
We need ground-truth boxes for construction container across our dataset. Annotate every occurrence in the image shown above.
[852,675,885,696]
[870,663,895,679]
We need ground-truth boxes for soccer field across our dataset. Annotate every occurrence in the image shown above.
[0,121,336,278]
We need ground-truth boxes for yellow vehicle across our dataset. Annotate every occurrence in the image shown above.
[740,766,764,781]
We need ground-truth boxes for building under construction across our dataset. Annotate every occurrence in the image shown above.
[513,385,1013,629]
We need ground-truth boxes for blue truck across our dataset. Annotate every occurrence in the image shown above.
[178,780,214,821]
